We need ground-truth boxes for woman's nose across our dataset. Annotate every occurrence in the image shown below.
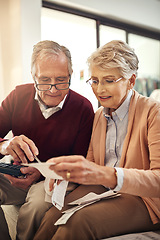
[96,82,106,93]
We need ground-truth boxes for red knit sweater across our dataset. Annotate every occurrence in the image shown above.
[0,84,94,162]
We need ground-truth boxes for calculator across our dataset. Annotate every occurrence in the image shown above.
[0,162,26,177]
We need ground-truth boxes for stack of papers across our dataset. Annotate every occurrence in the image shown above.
[68,190,120,205]
[55,190,120,225]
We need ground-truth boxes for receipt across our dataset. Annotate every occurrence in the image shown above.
[54,200,97,225]
[52,180,69,210]
[68,190,120,205]
[23,162,63,179]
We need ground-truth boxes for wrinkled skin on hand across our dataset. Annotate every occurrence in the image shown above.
[0,135,39,163]
[4,167,41,190]
[47,155,117,189]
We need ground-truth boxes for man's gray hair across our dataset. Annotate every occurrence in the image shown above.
[31,40,72,77]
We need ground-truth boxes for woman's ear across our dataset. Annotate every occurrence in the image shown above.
[128,74,136,89]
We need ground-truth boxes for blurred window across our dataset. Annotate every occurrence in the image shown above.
[128,34,160,96]
[41,7,98,110]
[100,25,126,46]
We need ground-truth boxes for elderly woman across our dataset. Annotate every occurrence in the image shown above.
[34,40,160,240]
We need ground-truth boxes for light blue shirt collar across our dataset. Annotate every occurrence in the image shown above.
[103,90,132,121]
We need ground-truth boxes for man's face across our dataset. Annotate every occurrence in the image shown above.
[34,53,70,107]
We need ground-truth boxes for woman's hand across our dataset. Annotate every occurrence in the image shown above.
[49,178,55,192]
[48,155,117,189]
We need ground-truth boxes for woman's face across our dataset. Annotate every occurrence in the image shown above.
[90,66,134,111]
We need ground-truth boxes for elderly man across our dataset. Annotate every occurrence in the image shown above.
[0,40,94,240]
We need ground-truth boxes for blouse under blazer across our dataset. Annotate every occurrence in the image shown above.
[86,89,160,224]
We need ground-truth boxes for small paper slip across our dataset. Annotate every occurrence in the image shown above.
[23,162,63,179]
[54,200,97,225]
[52,180,69,210]
[68,190,120,205]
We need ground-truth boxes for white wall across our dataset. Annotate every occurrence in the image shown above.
[0,0,22,101]
[20,0,41,84]
[0,0,41,103]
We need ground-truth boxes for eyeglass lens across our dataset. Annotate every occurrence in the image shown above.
[37,82,70,91]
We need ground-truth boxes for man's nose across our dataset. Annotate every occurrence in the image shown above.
[49,84,58,93]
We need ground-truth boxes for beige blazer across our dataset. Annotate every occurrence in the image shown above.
[87,90,160,224]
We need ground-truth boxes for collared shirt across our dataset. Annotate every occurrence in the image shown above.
[103,90,132,191]
[35,92,67,119]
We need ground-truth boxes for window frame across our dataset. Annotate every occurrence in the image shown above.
[42,0,160,49]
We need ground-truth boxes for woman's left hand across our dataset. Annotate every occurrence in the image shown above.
[48,155,117,188]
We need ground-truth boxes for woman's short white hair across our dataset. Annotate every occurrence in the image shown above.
[31,40,72,77]
[87,40,139,79]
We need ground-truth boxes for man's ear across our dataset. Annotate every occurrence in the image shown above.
[128,74,136,89]
[31,71,35,81]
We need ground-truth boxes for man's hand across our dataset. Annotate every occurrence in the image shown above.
[0,135,39,163]
[4,166,41,189]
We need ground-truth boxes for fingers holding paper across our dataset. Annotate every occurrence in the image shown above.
[48,155,102,184]
[48,155,117,189]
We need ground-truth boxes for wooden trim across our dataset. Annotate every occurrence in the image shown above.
[96,20,100,48]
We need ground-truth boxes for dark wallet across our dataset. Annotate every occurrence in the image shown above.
[0,162,26,177]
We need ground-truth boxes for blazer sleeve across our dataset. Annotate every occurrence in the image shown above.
[120,99,160,198]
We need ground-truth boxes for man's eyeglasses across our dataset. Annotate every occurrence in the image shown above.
[35,76,71,91]
[86,77,123,87]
